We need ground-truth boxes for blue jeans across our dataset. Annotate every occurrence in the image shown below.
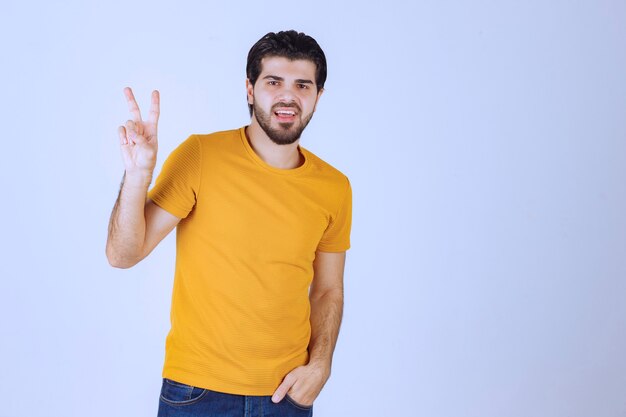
[157,378,314,417]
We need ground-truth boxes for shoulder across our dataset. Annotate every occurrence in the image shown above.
[190,127,243,155]
[194,127,241,143]
[301,146,350,188]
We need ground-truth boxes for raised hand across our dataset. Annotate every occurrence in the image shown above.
[118,87,160,175]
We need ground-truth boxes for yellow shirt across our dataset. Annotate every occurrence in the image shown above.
[147,126,352,395]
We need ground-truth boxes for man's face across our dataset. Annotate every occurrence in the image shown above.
[247,56,324,145]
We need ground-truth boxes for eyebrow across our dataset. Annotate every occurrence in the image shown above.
[262,75,314,85]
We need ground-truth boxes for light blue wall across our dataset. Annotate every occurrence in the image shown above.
[1,1,624,416]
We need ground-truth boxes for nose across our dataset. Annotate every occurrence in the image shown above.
[275,83,298,103]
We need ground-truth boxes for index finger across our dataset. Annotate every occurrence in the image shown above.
[123,86,142,122]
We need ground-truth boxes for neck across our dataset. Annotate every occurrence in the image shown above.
[245,120,304,169]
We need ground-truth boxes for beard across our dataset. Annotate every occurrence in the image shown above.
[253,101,315,145]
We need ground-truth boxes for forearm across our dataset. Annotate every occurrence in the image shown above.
[307,289,344,376]
[106,170,153,267]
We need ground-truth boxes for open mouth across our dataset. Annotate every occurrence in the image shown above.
[273,108,297,122]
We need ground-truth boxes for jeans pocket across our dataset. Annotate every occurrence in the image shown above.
[160,378,207,406]
[285,393,314,410]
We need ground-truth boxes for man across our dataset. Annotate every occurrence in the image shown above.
[106,30,352,417]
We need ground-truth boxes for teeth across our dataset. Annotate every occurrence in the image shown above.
[276,111,295,116]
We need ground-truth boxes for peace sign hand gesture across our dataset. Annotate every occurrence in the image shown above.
[118,87,160,175]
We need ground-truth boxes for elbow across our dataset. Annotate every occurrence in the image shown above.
[108,259,134,269]
[106,246,140,269]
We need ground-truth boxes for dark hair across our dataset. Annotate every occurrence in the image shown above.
[246,30,327,117]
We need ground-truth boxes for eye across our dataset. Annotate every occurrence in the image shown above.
[297,84,309,89]
[268,80,279,86]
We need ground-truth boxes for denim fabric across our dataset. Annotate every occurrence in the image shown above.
[157,378,314,417]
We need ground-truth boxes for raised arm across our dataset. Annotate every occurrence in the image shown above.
[106,87,180,268]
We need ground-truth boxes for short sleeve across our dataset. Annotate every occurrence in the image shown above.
[147,134,201,219]
[317,177,352,252]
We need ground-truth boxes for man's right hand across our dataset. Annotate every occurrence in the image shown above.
[118,87,160,175]
[107,86,181,269]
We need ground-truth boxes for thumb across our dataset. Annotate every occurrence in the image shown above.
[272,376,294,403]
[125,120,147,145]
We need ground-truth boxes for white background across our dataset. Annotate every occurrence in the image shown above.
[1,0,625,416]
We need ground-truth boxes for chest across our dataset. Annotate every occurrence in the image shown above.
[188,172,331,260]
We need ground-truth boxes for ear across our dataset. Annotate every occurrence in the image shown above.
[246,79,254,105]
[313,87,324,112]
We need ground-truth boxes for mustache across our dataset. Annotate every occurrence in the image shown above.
[272,102,301,112]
